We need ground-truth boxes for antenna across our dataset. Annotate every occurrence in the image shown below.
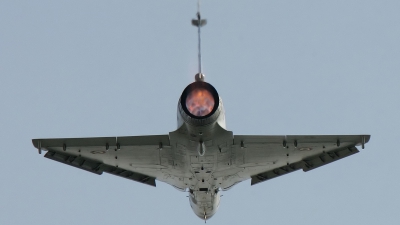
[192,0,207,82]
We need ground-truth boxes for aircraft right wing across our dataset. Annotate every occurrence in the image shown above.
[220,135,370,188]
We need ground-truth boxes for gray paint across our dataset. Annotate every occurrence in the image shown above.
[32,80,369,220]
[1,0,399,224]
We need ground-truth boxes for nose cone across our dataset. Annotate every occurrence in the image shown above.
[193,209,216,221]
[189,191,220,221]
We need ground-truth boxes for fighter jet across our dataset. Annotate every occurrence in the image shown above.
[32,5,370,222]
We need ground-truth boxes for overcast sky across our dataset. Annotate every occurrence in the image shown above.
[1,1,399,224]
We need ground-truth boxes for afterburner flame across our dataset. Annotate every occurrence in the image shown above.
[186,88,215,117]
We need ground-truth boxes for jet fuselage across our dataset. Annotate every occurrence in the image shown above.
[176,80,227,219]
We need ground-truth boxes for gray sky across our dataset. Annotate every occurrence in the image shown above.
[1,1,399,224]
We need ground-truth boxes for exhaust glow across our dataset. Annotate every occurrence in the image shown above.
[186,88,215,117]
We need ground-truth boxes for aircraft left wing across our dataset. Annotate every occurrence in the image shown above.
[32,135,170,187]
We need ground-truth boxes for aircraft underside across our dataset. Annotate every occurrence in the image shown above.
[32,1,370,221]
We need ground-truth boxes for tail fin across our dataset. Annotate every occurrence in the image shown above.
[192,19,207,27]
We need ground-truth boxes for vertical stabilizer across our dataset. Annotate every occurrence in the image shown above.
[192,0,207,81]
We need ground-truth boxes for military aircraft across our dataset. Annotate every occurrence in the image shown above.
[32,4,370,222]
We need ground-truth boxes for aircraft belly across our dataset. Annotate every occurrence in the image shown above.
[159,126,241,191]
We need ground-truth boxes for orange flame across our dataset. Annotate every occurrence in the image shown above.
[186,88,215,117]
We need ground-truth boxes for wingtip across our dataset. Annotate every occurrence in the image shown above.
[32,139,39,148]
[32,139,41,154]
[364,135,371,143]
